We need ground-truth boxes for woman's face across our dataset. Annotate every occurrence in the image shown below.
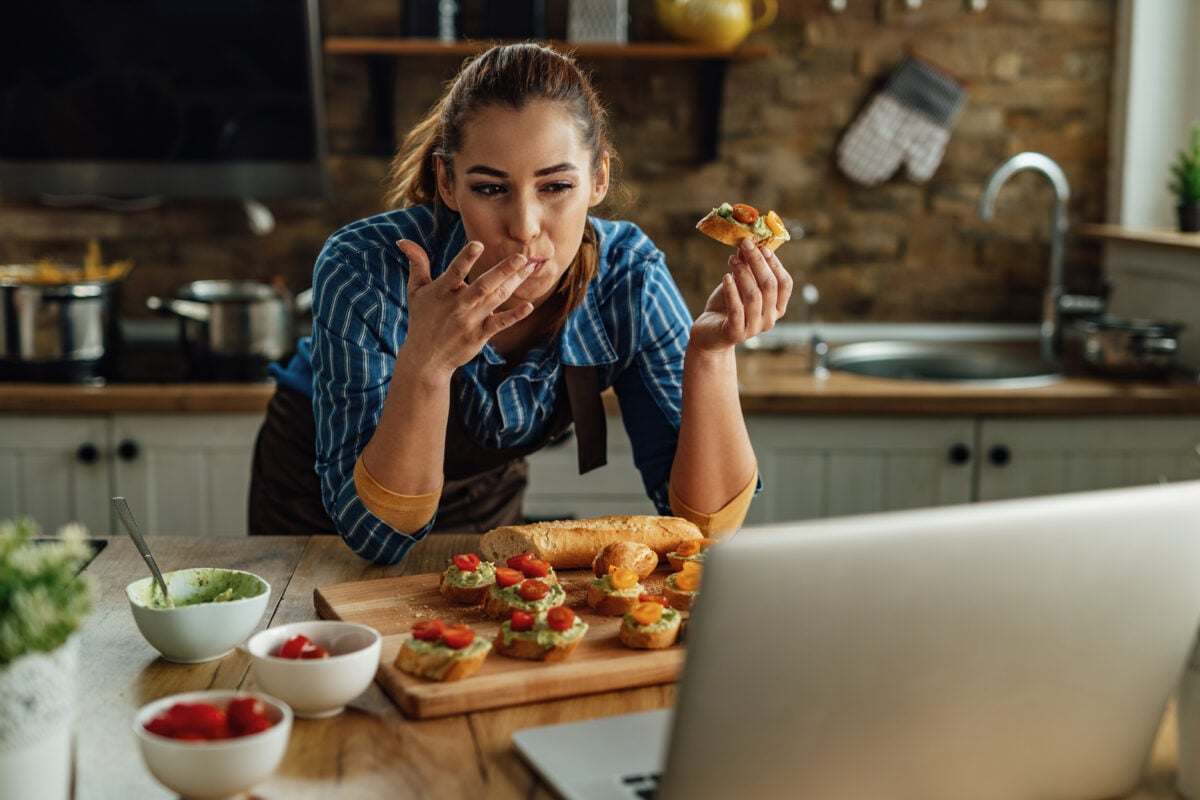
[436,100,609,311]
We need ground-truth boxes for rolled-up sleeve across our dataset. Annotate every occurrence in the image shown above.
[310,223,439,564]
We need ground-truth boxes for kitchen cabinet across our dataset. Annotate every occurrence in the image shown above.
[744,414,1200,523]
[524,414,1200,525]
[0,413,264,537]
[742,416,977,525]
[523,424,656,521]
[976,416,1200,501]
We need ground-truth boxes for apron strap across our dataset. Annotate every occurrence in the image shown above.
[564,365,608,474]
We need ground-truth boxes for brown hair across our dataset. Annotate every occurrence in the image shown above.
[385,43,617,335]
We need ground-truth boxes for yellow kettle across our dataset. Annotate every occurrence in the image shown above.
[655,0,777,50]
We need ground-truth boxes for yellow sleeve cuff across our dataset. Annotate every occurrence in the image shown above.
[353,455,441,534]
[668,467,758,538]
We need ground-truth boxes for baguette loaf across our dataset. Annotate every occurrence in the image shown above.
[480,515,702,570]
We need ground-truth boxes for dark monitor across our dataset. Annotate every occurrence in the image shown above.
[0,0,328,202]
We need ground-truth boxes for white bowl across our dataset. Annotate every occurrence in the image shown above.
[126,568,271,663]
[133,689,292,800]
[246,620,383,718]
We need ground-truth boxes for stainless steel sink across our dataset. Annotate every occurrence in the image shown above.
[826,340,1063,387]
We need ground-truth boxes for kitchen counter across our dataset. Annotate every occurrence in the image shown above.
[75,534,1181,799]
[4,350,1200,416]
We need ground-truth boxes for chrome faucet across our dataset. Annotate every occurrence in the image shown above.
[978,152,1103,365]
[802,283,829,379]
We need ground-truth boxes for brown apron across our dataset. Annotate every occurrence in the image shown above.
[248,365,607,536]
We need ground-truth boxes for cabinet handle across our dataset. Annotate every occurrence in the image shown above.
[988,444,1011,466]
[947,443,971,465]
[76,443,100,464]
[116,439,140,462]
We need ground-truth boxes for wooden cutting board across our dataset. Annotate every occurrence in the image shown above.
[314,568,687,719]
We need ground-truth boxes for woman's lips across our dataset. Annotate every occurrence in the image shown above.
[524,258,547,276]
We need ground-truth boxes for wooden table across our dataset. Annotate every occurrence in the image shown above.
[76,534,1184,799]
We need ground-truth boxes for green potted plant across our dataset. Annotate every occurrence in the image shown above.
[0,518,93,800]
[1169,123,1200,232]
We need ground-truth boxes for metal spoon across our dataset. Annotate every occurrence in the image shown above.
[112,497,172,607]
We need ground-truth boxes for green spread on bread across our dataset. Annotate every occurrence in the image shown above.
[714,202,773,240]
[589,574,642,597]
[444,560,496,588]
[500,613,588,648]
[623,605,681,633]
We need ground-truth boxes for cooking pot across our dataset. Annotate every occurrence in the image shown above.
[146,280,311,379]
[1071,315,1183,379]
[0,267,122,384]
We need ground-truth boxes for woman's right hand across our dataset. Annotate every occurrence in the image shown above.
[396,239,536,376]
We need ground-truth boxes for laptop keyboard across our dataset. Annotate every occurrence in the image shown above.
[621,771,661,799]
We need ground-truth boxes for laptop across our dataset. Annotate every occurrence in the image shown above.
[513,480,1200,800]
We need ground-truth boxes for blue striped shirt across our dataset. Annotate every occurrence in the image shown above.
[292,205,693,564]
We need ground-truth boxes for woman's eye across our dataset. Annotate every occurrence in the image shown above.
[543,182,575,194]
[470,183,506,197]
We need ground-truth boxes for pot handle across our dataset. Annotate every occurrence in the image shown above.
[1140,337,1179,356]
[145,295,211,322]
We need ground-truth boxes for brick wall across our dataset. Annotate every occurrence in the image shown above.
[0,0,1115,324]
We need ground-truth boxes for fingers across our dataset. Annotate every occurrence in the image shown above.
[469,253,534,308]
[443,240,484,288]
[397,239,432,290]
[483,301,535,338]
[727,238,792,336]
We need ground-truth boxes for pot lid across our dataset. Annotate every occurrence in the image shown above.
[1073,315,1184,336]
[177,280,283,303]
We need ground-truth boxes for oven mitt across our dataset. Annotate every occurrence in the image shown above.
[837,56,967,186]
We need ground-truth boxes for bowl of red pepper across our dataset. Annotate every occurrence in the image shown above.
[133,689,292,799]
[245,620,383,719]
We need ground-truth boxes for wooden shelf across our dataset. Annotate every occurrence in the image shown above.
[323,37,773,60]
[1078,223,1200,252]
[324,37,772,162]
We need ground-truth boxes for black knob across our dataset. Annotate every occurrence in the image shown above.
[948,443,971,465]
[116,440,140,461]
[988,444,1011,466]
[76,443,100,464]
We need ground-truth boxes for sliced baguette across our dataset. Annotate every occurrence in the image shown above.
[619,613,682,650]
[438,574,490,604]
[394,638,490,682]
[696,208,788,251]
[493,632,584,662]
[480,515,702,569]
[586,581,641,616]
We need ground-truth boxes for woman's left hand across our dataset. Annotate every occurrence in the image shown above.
[690,238,793,352]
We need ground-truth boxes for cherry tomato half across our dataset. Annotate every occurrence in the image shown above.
[146,702,230,740]
[731,203,760,225]
[441,624,476,649]
[765,210,787,237]
[630,601,664,627]
[412,619,445,641]
[453,552,481,571]
[278,634,313,659]
[546,606,576,632]
[299,643,331,659]
[519,557,552,579]
[226,697,273,737]
[495,567,525,587]
[518,579,550,601]
[506,551,536,570]
[608,567,639,591]
[509,610,536,632]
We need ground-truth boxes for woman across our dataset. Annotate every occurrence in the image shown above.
[249,42,791,564]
